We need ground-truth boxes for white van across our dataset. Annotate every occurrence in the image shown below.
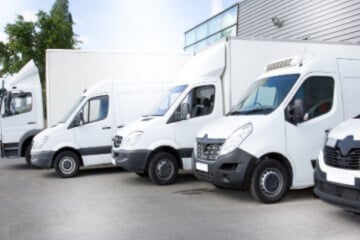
[193,46,360,203]
[111,38,333,185]
[314,115,360,213]
[31,78,169,177]
[1,60,44,164]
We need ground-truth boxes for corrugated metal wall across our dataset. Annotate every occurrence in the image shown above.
[237,0,360,44]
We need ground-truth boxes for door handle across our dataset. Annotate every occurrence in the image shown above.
[27,122,36,125]
[117,124,124,129]
[102,126,112,130]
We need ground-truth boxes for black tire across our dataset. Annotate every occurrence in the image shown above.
[54,151,80,178]
[136,172,148,177]
[148,152,179,185]
[25,143,32,165]
[250,159,289,203]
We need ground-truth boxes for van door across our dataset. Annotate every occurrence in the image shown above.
[170,84,219,170]
[1,91,36,157]
[284,74,342,186]
[74,94,115,166]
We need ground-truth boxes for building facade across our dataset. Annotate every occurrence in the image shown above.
[185,0,360,52]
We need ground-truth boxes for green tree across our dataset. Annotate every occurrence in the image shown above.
[0,0,79,116]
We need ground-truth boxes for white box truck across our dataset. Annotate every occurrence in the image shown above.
[111,38,326,185]
[193,44,360,203]
[0,60,44,164]
[31,77,170,177]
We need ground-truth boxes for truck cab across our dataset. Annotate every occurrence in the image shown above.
[0,60,44,164]
[193,52,360,203]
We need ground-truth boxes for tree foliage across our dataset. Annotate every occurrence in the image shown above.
[0,0,78,91]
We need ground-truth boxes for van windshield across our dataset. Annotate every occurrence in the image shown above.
[228,74,299,115]
[59,96,86,123]
[147,85,188,116]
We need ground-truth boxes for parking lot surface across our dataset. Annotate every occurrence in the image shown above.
[1,157,360,240]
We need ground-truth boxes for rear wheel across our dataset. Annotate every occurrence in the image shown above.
[148,152,179,185]
[54,151,80,178]
[250,159,289,203]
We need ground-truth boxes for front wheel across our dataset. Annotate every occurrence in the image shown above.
[148,152,179,185]
[250,159,289,203]
[54,151,80,178]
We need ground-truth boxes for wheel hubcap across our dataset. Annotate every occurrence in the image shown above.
[260,168,283,197]
[60,157,76,174]
[155,159,174,181]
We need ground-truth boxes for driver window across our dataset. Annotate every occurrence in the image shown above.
[171,85,215,122]
[290,76,334,122]
[81,95,109,124]
[4,92,32,117]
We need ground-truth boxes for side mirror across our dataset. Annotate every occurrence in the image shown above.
[293,99,304,123]
[180,103,191,120]
[286,99,304,124]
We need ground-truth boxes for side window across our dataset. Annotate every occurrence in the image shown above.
[81,95,109,124]
[289,76,334,123]
[4,92,32,117]
[171,85,215,122]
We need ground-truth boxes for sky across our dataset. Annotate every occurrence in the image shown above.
[0,0,240,53]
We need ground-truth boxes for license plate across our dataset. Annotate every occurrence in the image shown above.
[196,162,208,172]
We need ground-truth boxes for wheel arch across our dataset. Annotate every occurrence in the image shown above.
[259,152,293,187]
[148,146,182,170]
[18,129,43,157]
[52,147,84,168]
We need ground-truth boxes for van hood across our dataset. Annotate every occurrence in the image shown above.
[115,116,163,137]
[328,118,360,141]
[34,123,65,140]
[197,115,264,139]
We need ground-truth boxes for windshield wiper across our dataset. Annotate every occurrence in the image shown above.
[241,107,274,115]
[227,111,242,116]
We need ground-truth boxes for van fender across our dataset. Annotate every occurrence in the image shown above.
[147,139,181,152]
[52,141,80,153]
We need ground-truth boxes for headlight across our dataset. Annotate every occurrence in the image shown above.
[122,131,143,147]
[219,123,253,156]
[32,136,49,150]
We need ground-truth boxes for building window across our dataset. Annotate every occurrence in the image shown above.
[184,4,239,52]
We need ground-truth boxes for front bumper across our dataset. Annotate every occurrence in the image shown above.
[314,162,360,213]
[112,149,151,173]
[31,151,55,168]
[193,148,257,190]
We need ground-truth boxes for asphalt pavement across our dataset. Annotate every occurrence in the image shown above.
[1,157,360,240]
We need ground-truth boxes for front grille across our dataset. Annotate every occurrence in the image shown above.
[196,141,223,161]
[324,146,360,170]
